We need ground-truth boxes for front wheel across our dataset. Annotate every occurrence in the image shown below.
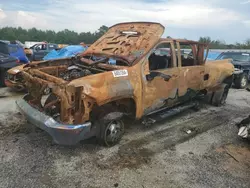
[101,120,124,147]
[234,73,248,89]
[95,107,125,147]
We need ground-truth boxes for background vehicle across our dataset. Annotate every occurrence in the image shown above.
[0,40,10,44]
[10,40,25,48]
[17,22,234,146]
[204,51,221,61]
[43,45,88,60]
[8,43,29,63]
[216,51,250,88]
[24,41,43,48]
[0,41,21,86]
[5,44,89,91]
[26,43,59,61]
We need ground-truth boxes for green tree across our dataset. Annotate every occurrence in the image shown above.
[198,36,211,44]
[0,26,249,50]
[245,39,250,48]
[0,25,109,44]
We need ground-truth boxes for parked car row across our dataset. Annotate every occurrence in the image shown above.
[0,41,80,88]
[0,41,27,86]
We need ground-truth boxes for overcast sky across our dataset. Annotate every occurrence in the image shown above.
[0,0,249,43]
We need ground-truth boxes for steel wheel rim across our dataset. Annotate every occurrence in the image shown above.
[105,120,124,146]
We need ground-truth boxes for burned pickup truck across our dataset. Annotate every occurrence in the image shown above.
[16,22,234,146]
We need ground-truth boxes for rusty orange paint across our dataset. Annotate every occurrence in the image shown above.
[20,22,234,125]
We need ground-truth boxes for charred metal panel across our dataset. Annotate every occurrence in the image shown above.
[142,61,180,115]
[178,66,204,97]
[107,80,134,99]
[81,22,165,64]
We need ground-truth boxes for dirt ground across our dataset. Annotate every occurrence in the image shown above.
[0,87,250,188]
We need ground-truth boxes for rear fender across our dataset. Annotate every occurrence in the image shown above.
[223,75,234,88]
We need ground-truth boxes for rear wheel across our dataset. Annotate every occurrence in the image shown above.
[234,73,248,89]
[212,84,229,106]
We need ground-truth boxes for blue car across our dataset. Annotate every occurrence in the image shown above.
[8,44,29,63]
[43,45,88,60]
[0,41,22,86]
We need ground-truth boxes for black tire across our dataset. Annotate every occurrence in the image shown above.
[95,105,125,147]
[192,101,201,111]
[212,84,229,107]
[0,69,7,87]
[234,73,248,89]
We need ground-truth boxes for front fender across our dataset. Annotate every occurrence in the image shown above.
[68,70,135,106]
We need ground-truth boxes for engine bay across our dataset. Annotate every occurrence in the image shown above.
[24,55,129,82]
[59,65,93,81]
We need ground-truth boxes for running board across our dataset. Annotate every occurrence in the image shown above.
[142,101,199,127]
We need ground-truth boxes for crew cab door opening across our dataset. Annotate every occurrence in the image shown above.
[142,41,179,115]
[176,41,206,98]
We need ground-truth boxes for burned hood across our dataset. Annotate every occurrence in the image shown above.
[82,22,165,64]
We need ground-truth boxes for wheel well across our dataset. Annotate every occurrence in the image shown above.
[90,98,136,120]
[223,75,234,88]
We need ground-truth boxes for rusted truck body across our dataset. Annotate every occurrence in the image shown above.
[16,22,234,146]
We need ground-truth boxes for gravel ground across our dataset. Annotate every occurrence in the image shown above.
[0,87,250,188]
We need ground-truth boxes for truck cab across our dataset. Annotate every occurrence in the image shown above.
[27,43,59,61]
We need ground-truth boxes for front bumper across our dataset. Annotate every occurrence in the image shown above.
[16,96,92,145]
[5,79,25,91]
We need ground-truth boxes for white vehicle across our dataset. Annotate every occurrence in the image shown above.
[24,41,44,48]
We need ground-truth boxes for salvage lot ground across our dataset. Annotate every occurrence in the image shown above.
[0,88,250,188]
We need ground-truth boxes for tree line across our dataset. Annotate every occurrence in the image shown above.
[198,37,250,49]
[0,25,109,45]
[0,26,249,49]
